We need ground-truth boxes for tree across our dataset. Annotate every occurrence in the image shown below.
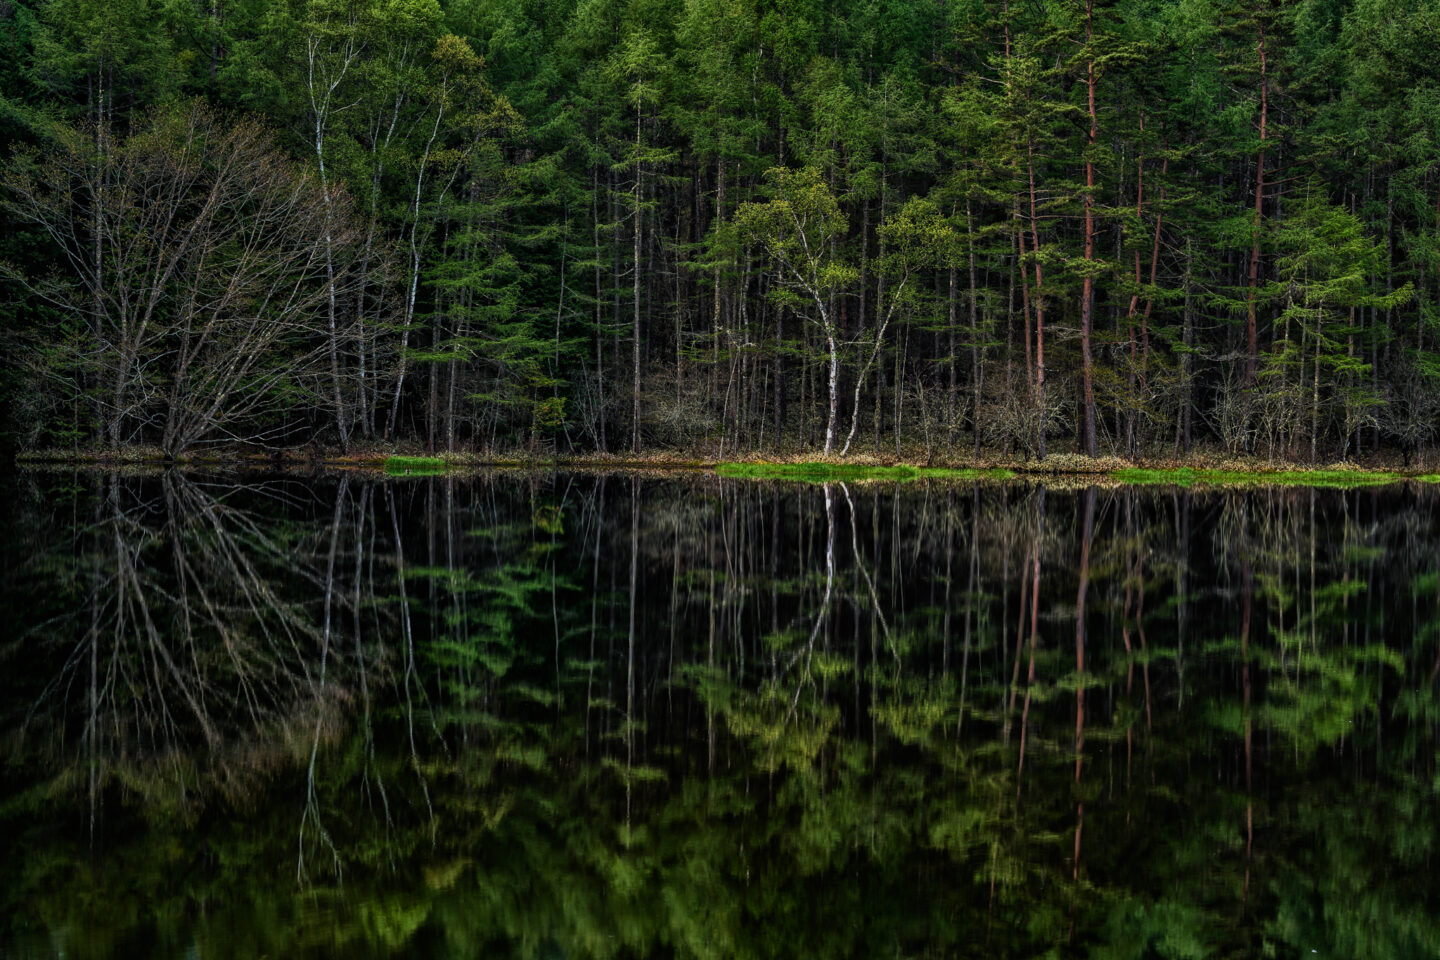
[1,102,369,455]
[607,28,672,453]
[840,196,956,455]
[1259,181,1411,461]
[734,167,857,455]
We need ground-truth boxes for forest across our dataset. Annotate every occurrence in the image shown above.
[1,0,1438,463]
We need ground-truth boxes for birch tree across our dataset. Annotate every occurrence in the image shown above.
[734,167,856,455]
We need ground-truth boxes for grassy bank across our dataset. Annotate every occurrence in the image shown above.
[715,462,1016,483]
[1108,466,1410,488]
[16,444,1440,489]
[714,455,1435,488]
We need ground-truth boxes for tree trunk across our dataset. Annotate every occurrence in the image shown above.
[1028,139,1048,459]
[632,102,643,454]
[1078,0,1099,457]
[968,199,983,461]
[387,101,446,442]
[593,166,608,452]
[1246,9,1268,388]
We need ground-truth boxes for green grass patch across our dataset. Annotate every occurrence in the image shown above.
[384,455,448,476]
[1110,467,1406,488]
[715,462,1015,483]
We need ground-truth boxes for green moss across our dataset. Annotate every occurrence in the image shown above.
[715,462,1015,483]
[1110,467,1405,488]
[384,455,448,476]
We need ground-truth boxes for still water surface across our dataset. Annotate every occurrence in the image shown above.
[1,470,1437,958]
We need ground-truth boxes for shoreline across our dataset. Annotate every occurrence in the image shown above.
[14,448,1440,487]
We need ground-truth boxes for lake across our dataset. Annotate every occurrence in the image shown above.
[1,470,1437,958]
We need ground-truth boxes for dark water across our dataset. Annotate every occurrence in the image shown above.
[1,470,1437,959]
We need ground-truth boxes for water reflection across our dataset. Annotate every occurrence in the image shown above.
[2,471,1438,958]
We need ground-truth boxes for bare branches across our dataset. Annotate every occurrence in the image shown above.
[1,102,372,456]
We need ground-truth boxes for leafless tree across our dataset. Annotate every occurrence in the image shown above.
[6,472,375,824]
[2,102,373,456]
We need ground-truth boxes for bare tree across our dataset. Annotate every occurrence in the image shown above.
[7,472,371,822]
[2,102,371,456]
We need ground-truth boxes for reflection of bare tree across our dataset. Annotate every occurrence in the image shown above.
[784,483,835,727]
[298,476,348,883]
[10,472,376,827]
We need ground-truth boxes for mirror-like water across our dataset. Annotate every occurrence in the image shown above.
[1,470,1437,958]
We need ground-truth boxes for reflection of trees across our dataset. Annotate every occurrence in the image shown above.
[5,473,384,825]
[3,474,1440,958]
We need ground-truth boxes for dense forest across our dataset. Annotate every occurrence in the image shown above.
[1,0,1438,461]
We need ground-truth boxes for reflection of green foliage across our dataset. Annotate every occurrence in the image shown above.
[532,503,563,535]
[1092,899,1212,960]
[871,677,949,746]
[1259,574,1405,759]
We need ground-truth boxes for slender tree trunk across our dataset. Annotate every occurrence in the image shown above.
[555,209,569,451]
[1126,114,1145,456]
[593,166,608,452]
[355,218,375,439]
[1017,199,1033,399]
[1028,140,1048,459]
[306,35,357,451]
[1078,0,1099,457]
[1311,318,1322,463]
[93,65,112,448]
[1142,147,1168,450]
[948,264,958,455]
[712,158,725,425]
[968,199,982,460]
[1181,238,1194,454]
[824,313,839,456]
[632,103,643,454]
[387,100,446,442]
[1246,9,1269,388]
